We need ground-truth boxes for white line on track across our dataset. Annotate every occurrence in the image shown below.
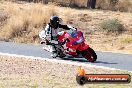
[0,52,131,73]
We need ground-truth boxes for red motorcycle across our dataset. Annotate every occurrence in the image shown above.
[43,30,97,62]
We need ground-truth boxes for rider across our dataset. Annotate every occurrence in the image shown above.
[39,16,77,58]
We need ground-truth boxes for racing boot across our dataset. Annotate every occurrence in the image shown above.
[51,51,58,58]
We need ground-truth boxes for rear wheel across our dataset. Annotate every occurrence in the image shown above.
[82,47,97,62]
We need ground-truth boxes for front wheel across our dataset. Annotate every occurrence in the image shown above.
[82,47,97,62]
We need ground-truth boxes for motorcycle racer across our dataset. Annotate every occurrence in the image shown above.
[39,16,77,58]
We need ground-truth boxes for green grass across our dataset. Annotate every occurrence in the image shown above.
[100,19,124,33]
[120,35,132,43]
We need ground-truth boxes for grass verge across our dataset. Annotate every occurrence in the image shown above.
[0,55,131,88]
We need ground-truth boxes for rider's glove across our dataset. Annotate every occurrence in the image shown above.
[67,25,77,31]
[72,41,78,45]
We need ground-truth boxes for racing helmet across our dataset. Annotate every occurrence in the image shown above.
[50,16,59,29]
